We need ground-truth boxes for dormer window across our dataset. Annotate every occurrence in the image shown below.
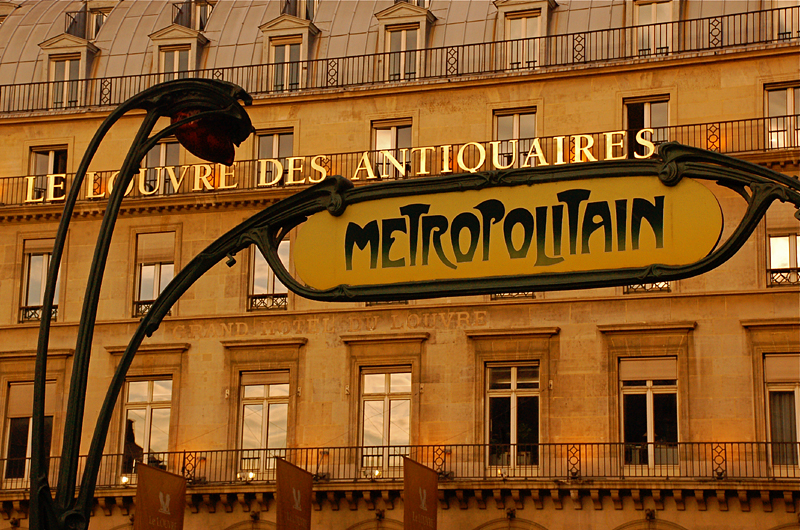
[65,3,115,40]
[51,55,81,108]
[88,8,111,39]
[39,34,98,109]
[149,23,208,78]
[376,1,436,82]
[173,1,215,31]
[259,14,319,93]
[161,46,190,81]
[633,0,675,56]
[281,0,317,21]
[270,37,301,92]
[506,10,541,69]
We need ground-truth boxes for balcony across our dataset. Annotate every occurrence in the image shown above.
[0,7,796,115]
[1,442,797,493]
[0,116,796,210]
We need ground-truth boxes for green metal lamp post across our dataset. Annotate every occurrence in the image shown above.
[30,79,254,530]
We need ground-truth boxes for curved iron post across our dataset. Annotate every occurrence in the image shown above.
[31,79,252,530]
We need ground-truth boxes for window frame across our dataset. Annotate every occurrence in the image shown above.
[249,240,290,311]
[633,0,675,56]
[20,239,60,323]
[505,10,542,70]
[256,129,294,185]
[120,378,173,475]
[385,23,420,81]
[2,381,56,484]
[485,363,540,470]
[371,118,413,180]
[238,371,291,477]
[767,233,800,286]
[359,366,413,474]
[49,54,82,109]
[142,139,181,196]
[763,353,800,467]
[269,37,302,93]
[132,230,178,318]
[160,45,191,82]
[29,146,68,203]
[765,84,800,150]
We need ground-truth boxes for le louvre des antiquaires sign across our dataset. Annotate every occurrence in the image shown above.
[404,457,439,530]
[276,458,313,530]
[294,175,723,290]
[134,463,186,530]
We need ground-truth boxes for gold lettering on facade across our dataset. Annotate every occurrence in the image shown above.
[217,163,237,189]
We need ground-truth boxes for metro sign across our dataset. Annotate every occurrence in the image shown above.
[234,143,800,302]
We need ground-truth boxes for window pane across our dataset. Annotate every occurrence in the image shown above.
[390,373,411,393]
[53,150,68,174]
[26,254,45,305]
[252,249,270,295]
[178,50,189,72]
[151,380,172,402]
[489,396,511,445]
[363,373,385,394]
[390,30,402,53]
[637,3,653,24]
[34,151,50,175]
[277,133,293,159]
[164,142,180,166]
[655,1,671,23]
[770,236,790,268]
[5,417,30,479]
[653,392,678,443]
[269,383,290,397]
[389,399,410,446]
[163,51,175,74]
[242,404,263,449]
[627,102,645,130]
[139,264,155,300]
[509,17,522,40]
[362,400,384,445]
[127,381,149,403]
[497,115,513,141]
[274,44,285,63]
[489,367,512,389]
[519,113,536,139]
[770,391,798,465]
[124,409,146,469]
[148,408,170,453]
[406,29,417,52]
[768,89,787,118]
[396,125,412,149]
[159,263,174,294]
[267,403,288,448]
[516,366,539,389]
[375,128,392,151]
[650,101,669,128]
[516,395,539,445]
[244,385,265,399]
[258,135,275,159]
[623,393,647,444]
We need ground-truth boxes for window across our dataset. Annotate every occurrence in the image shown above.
[161,46,190,81]
[625,96,669,157]
[494,109,536,168]
[487,365,539,468]
[88,8,110,39]
[395,0,428,6]
[20,239,60,323]
[373,120,412,180]
[386,25,418,81]
[620,357,678,466]
[764,354,800,466]
[50,55,81,109]
[134,232,175,317]
[195,1,213,31]
[3,382,55,483]
[249,241,290,310]
[239,372,289,475]
[634,1,673,56]
[506,11,541,70]
[281,0,317,20]
[257,130,293,185]
[768,234,800,285]
[121,379,172,474]
[143,141,180,195]
[766,85,800,149]
[360,369,411,472]
[270,38,301,92]
[29,147,68,203]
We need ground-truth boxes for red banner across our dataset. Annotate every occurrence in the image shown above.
[276,458,313,530]
[404,457,438,530]
[134,463,186,530]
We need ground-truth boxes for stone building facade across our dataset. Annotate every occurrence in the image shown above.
[0,1,798,529]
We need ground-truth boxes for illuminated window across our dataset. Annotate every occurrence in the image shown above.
[20,239,60,323]
[121,379,172,474]
[360,368,411,471]
[249,241,290,310]
[50,55,81,109]
[764,354,800,466]
[766,85,800,149]
[768,234,800,286]
[239,372,289,473]
[620,357,678,466]
[487,364,539,468]
[134,233,175,317]
[386,25,419,81]
[372,120,412,180]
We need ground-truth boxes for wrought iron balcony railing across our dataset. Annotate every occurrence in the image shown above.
[19,305,58,323]
[0,7,796,115]
[0,116,796,210]
[769,267,800,286]
[0,442,797,492]
[248,293,288,310]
